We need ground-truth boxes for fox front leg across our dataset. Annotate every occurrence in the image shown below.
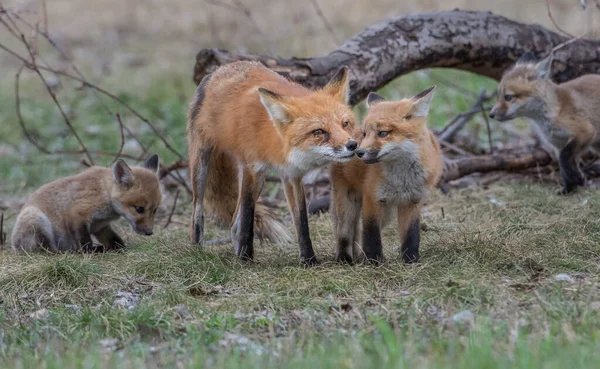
[72,224,95,253]
[558,140,585,195]
[93,225,125,252]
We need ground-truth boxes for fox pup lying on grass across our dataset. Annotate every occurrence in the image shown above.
[489,52,600,194]
[11,155,162,253]
[187,61,358,265]
[330,87,443,264]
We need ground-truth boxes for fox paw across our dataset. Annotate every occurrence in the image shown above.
[300,255,319,267]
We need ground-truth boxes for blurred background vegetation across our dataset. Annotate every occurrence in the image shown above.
[0,0,596,194]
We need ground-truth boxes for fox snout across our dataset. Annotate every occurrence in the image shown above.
[133,226,153,236]
[345,140,358,151]
[489,106,510,122]
[355,148,379,164]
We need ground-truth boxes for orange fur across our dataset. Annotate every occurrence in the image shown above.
[187,61,357,264]
[330,87,442,263]
[11,155,162,253]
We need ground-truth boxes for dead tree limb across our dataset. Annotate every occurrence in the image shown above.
[193,10,600,105]
[441,148,553,182]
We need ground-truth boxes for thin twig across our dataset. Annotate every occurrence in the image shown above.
[204,0,273,54]
[163,189,180,229]
[20,33,95,164]
[308,0,339,46]
[439,140,473,156]
[480,99,494,154]
[0,212,5,246]
[544,0,575,37]
[437,90,492,142]
[113,113,126,163]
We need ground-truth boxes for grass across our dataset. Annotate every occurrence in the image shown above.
[1,183,600,368]
[1,1,599,366]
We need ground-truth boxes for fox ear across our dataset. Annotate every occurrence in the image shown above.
[366,92,386,108]
[113,159,134,187]
[517,52,537,65]
[410,86,436,118]
[143,153,159,175]
[535,53,554,79]
[258,88,291,125]
[322,66,350,104]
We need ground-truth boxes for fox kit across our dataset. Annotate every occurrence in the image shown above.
[330,87,442,264]
[11,155,162,253]
[490,52,600,194]
[188,61,357,265]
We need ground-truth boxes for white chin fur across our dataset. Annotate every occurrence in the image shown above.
[286,147,351,177]
[378,140,418,162]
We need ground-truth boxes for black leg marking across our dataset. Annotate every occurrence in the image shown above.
[558,141,584,194]
[362,218,383,264]
[401,218,420,264]
[75,224,95,253]
[192,148,212,245]
[336,237,353,264]
[93,226,126,252]
[236,191,255,261]
[293,183,317,266]
[194,222,203,245]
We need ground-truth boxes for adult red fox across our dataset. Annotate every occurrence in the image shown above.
[330,87,442,264]
[490,52,600,194]
[187,61,358,265]
[11,155,162,253]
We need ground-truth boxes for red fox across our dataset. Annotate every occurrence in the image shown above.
[489,52,600,194]
[330,87,443,264]
[11,155,162,253]
[187,61,358,265]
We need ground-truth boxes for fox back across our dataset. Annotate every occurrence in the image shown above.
[188,61,357,173]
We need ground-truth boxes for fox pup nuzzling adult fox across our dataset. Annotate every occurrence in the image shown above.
[11,155,162,253]
[330,87,443,264]
[490,52,600,194]
[187,61,358,265]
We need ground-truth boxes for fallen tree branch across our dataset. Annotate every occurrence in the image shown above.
[193,10,600,104]
[441,148,553,182]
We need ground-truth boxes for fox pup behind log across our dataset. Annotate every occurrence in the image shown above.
[330,86,443,264]
[187,61,358,265]
[489,52,600,194]
[11,155,162,253]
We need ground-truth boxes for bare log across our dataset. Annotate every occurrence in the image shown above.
[441,148,553,182]
[193,10,600,105]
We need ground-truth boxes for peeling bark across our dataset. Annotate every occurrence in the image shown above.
[193,10,600,105]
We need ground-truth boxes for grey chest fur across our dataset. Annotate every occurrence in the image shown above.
[376,159,426,205]
[531,118,571,150]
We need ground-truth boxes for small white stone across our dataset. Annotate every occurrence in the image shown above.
[555,274,573,282]
[30,308,48,320]
[452,310,474,324]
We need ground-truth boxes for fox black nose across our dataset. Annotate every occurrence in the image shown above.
[355,149,365,158]
[145,230,153,236]
[489,112,495,119]
[346,140,358,151]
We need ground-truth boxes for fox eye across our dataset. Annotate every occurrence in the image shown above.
[135,206,145,214]
[153,208,158,214]
[312,129,325,136]
[362,131,366,138]
[378,131,390,138]
[404,114,412,120]
[342,121,349,128]
[504,94,514,102]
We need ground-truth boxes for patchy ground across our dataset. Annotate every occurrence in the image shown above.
[1,183,599,368]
